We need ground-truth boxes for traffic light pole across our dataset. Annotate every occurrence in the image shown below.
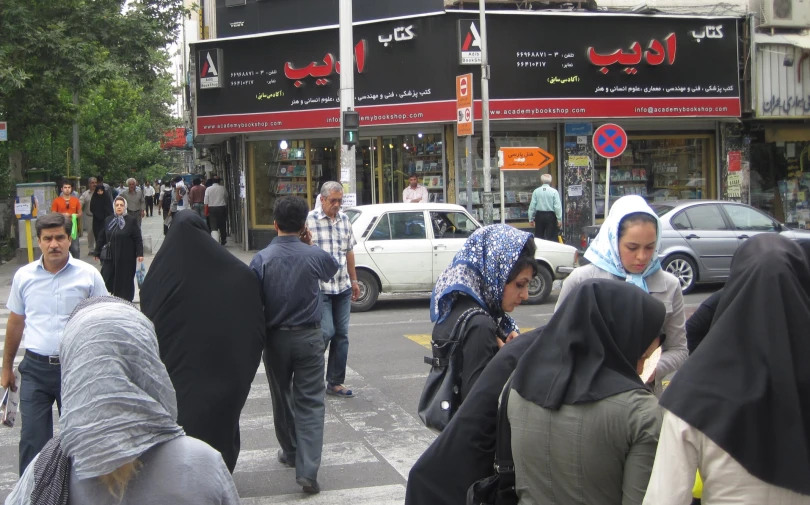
[339,0,356,201]
[479,0,493,225]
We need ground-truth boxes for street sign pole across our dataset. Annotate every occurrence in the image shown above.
[605,158,611,218]
[339,0,356,201]
[478,0,493,225]
[499,170,505,223]
[456,74,474,212]
[466,137,473,212]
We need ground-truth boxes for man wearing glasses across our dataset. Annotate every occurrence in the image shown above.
[306,181,360,398]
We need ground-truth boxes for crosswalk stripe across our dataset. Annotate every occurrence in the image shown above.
[240,484,405,505]
[235,441,379,474]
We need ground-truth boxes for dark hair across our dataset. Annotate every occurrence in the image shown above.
[192,178,201,185]
[507,238,539,283]
[274,196,309,233]
[173,176,182,183]
[618,212,658,239]
[96,176,105,184]
[36,213,71,238]
[60,179,73,190]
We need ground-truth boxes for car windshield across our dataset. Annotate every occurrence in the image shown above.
[344,209,361,224]
[650,204,675,217]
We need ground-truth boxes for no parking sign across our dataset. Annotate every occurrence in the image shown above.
[592,123,628,215]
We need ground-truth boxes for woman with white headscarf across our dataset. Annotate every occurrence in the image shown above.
[4,296,240,505]
[93,196,143,301]
[556,195,687,392]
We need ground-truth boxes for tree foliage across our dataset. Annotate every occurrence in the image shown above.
[0,0,189,186]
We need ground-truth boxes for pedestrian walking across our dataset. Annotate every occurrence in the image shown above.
[428,225,537,407]
[189,178,206,219]
[204,176,228,245]
[644,235,810,505]
[50,179,82,259]
[119,178,146,228]
[159,180,173,217]
[4,296,240,505]
[509,279,667,505]
[556,195,687,394]
[93,196,144,302]
[0,213,108,475]
[89,184,114,245]
[250,196,339,495]
[140,211,264,474]
[528,173,562,241]
[79,177,97,254]
[307,181,360,398]
[143,180,155,217]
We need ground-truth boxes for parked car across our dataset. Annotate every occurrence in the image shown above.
[344,203,579,312]
[579,200,810,293]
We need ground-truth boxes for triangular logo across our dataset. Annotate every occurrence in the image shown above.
[461,22,481,51]
[201,52,218,78]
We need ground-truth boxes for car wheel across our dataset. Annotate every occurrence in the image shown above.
[526,266,554,304]
[663,254,697,294]
[351,270,379,313]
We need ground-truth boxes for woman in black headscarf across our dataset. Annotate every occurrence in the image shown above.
[509,278,667,505]
[406,327,541,505]
[93,196,143,302]
[140,211,265,473]
[89,183,113,243]
[643,234,810,505]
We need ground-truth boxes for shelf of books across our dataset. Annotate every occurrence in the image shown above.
[405,138,445,203]
[457,167,537,222]
[268,145,318,201]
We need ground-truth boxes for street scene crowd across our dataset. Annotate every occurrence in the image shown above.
[0,178,807,505]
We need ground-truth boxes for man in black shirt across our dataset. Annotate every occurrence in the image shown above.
[249,196,338,495]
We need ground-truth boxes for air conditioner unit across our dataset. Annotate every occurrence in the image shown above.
[760,0,810,28]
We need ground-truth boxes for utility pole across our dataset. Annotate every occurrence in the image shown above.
[339,0,356,201]
[478,0,493,225]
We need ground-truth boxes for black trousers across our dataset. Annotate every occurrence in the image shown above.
[534,211,558,241]
[145,196,154,216]
[209,206,227,244]
[18,357,62,475]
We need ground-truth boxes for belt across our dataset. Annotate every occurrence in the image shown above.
[25,350,60,365]
[273,323,321,331]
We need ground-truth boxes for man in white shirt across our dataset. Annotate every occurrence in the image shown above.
[205,176,229,245]
[143,180,156,217]
[1,213,108,475]
[403,175,429,203]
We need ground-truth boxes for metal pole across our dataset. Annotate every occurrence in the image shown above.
[339,0,356,200]
[500,170,505,223]
[72,92,80,179]
[478,0,493,225]
[465,136,473,212]
[604,158,611,218]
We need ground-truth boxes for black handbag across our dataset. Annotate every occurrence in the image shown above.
[99,244,112,261]
[418,306,489,432]
[466,375,518,505]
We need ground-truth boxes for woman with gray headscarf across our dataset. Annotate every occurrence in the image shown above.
[93,196,143,301]
[4,296,241,505]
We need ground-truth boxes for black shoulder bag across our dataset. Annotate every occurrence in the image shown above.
[418,306,489,432]
[466,375,518,505]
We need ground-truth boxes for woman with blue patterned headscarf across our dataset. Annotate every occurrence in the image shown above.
[429,224,538,403]
[555,195,688,393]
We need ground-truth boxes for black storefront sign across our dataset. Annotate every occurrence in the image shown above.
[215,0,445,38]
[195,13,740,135]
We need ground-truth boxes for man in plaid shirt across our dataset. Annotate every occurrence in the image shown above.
[307,181,360,397]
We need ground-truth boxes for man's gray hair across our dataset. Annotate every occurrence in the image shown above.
[320,181,343,197]
[540,173,553,184]
[126,178,137,185]
[88,177,97,183]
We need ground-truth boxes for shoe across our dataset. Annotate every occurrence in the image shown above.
[277,449,295,468]
[326,384,353,397]
[296,477,320,494]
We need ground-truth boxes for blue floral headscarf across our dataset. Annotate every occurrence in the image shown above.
[430,224,534,336]
[584,195,662,292]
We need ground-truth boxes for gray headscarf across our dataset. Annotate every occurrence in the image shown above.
[59,296,184,480]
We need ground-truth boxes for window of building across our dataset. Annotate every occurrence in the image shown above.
[749,135,810,229]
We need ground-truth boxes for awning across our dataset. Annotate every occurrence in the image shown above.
[754,32,810,50]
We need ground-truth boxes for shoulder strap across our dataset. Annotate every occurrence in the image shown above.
[494,374,515,478]
[424,306,491,367]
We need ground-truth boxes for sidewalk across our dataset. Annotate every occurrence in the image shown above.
[0,211,254,306]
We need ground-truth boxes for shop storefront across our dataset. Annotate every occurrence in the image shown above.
[746,35,810,229]
[193,11,741,247]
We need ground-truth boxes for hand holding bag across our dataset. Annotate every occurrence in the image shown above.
[418,307,490,432]
[135,263,147,288]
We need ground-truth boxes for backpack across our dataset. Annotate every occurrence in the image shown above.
[162,190,172,209]
[418,306,491,432]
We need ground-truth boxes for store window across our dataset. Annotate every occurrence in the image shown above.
[749,137,810,229]
[457,132,554,223]
[594,135,715,219]
[379,134,445,204]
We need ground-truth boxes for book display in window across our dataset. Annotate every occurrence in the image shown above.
[404,137,445,201]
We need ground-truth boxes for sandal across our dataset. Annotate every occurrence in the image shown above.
[326,384,353,397]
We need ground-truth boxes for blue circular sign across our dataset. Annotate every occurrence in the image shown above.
[592,123,628,159]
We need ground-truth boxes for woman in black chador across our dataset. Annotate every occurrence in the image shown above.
[93,195,143,301]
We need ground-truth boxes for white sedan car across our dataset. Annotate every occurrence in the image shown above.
[344,203,579,312]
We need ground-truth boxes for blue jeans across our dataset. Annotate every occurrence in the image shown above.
[321,289,352,385]
[18,356,62,475]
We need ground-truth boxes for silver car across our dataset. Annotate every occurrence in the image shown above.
[650,200,810,293]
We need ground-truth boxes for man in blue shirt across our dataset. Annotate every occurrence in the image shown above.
[1,213,108,474]
[250,196,338,495]
[528,173,563,241]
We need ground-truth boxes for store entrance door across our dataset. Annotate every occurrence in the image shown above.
[358,138,378,205]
